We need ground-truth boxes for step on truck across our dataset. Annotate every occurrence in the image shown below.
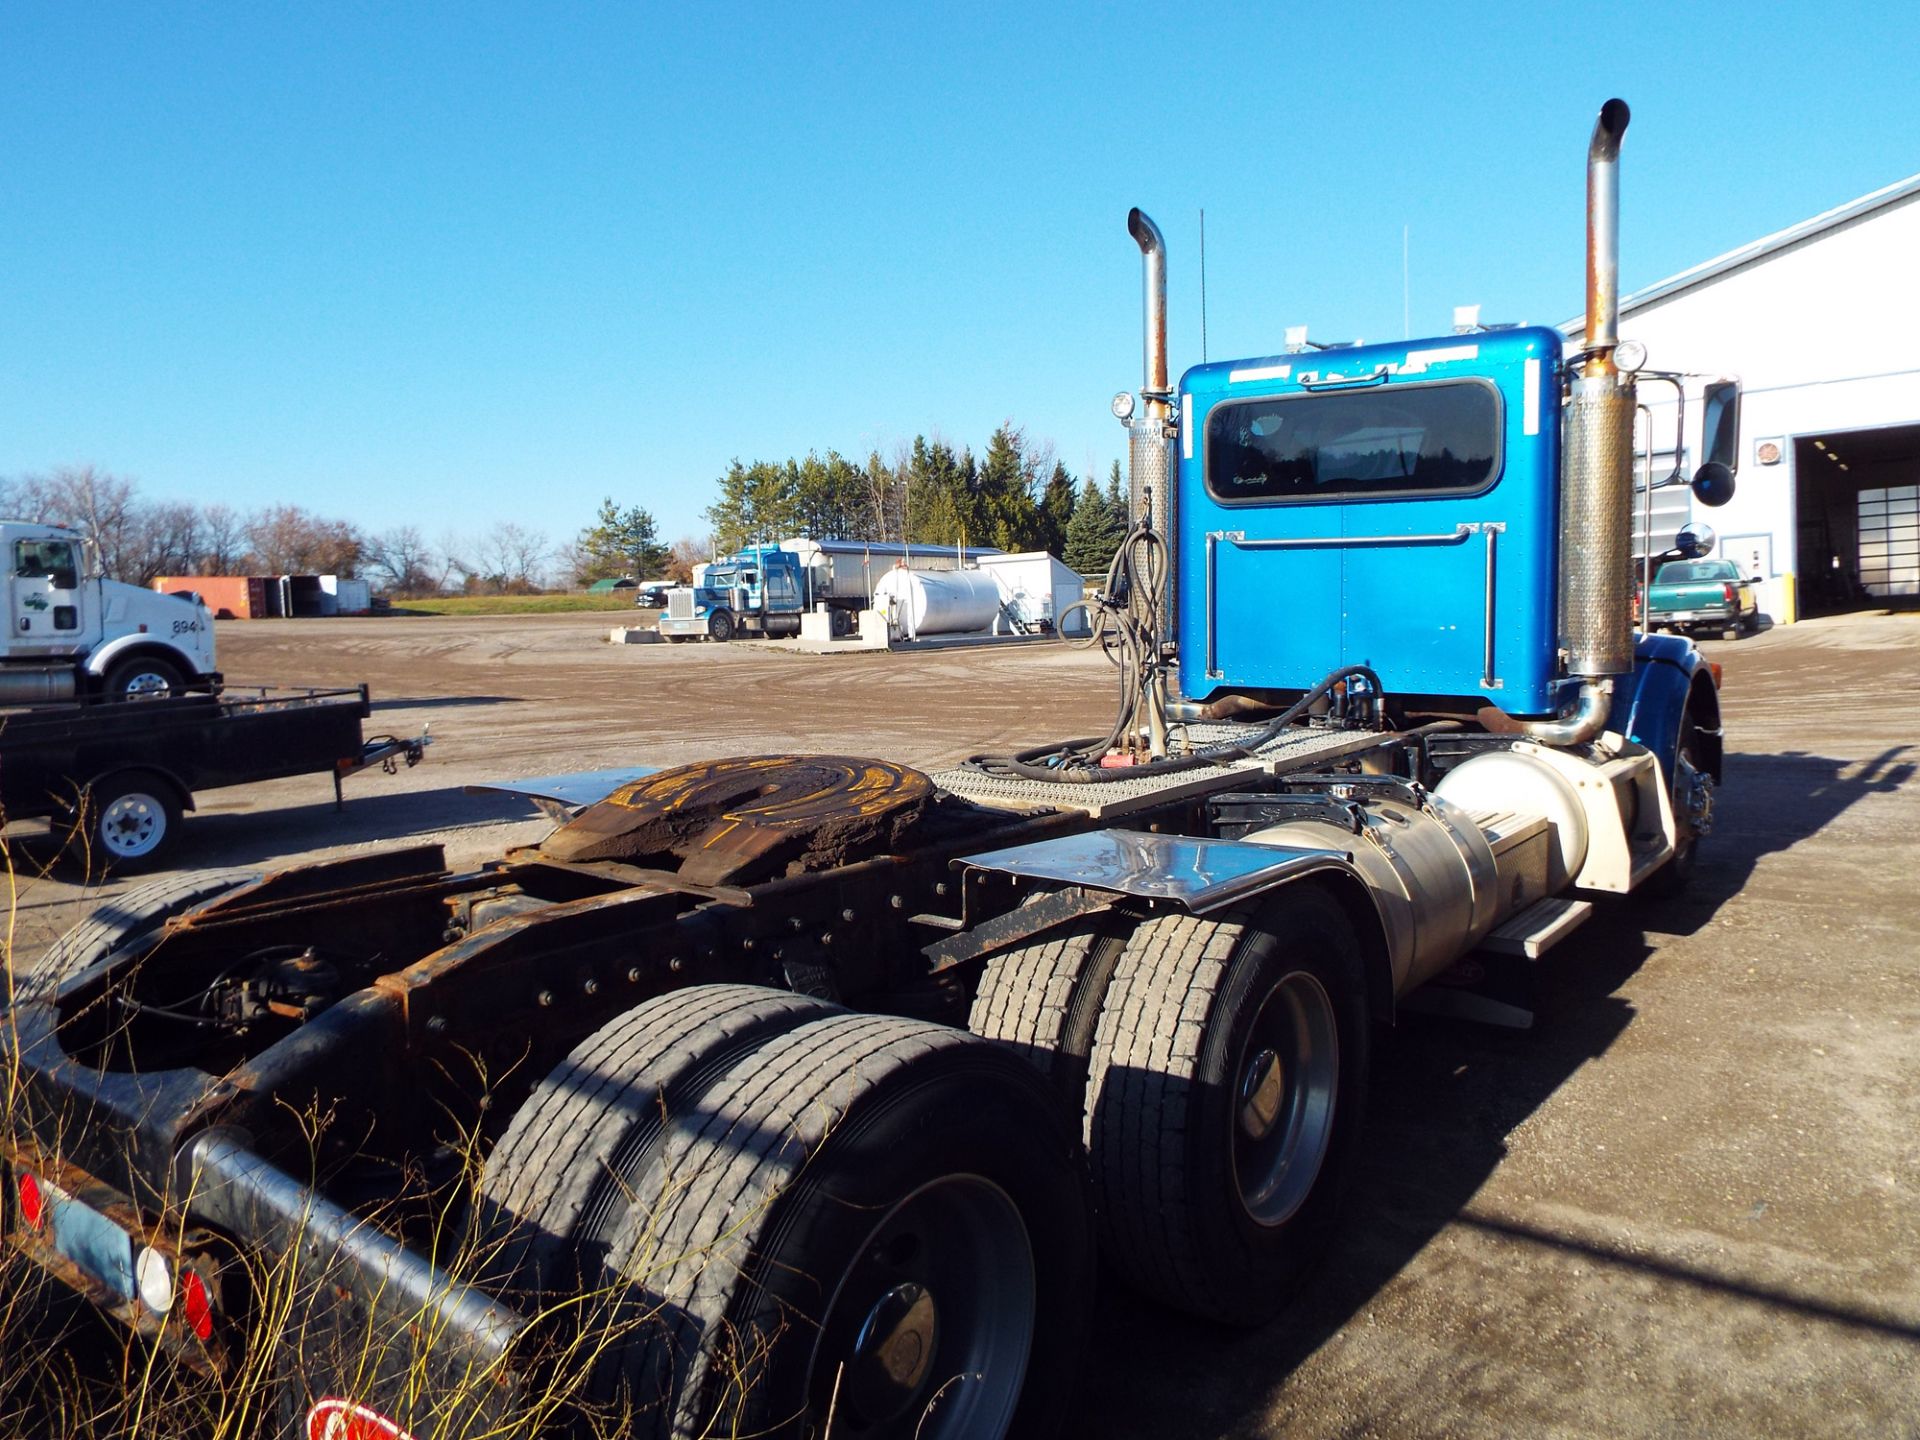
[3,100,1741,1440]
[1,520,220,701]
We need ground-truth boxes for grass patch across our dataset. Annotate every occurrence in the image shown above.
[389,594,650,617]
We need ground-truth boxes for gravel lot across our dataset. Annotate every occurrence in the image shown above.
[8,610,1918,1438]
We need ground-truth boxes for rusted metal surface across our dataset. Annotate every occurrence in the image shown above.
[922,884,1119,974]
[539,754,936,885]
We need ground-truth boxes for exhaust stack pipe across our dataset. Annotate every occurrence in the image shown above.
[1125,208,1180,747]
[1584,98,1631,365]
[1128,208,1169,402]
[1521,98,1637,747]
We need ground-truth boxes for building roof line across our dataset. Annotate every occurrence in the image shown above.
[1564,170,1920,336]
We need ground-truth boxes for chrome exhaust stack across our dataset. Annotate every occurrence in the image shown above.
[1124,208,1180,750]
[1522,99,1636,746]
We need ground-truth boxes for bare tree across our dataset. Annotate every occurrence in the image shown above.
[248,504,364,576]
[474,522,549,592]
[199,504,251,573]
[364,525,437,595]
[667,535,707,584]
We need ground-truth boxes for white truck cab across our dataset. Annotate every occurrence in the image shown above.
[2,520,218,703]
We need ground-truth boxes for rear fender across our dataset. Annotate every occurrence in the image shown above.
[955,828,1400,1025]
[92,764,195,814]
[1610,633,1722,784]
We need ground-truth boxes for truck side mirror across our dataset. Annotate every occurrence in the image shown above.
[1691,461,1735,508]
[1674,524,1716,559]
[1692,380,1740,506]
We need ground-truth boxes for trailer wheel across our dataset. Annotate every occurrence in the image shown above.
[486,1003,1092,1440]
[102,654,187,700]
[474,983,837,1297]
[70,773,184,873]
[706,609,735,643]
[14,868,258,1007]
[1081,883,1369,1324]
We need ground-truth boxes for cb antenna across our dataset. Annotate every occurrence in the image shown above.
[1199,208,1209,363]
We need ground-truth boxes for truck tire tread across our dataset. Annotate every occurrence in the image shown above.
[968,916,1129,1109]
[475,983,837,1293]
[18,868,261,1007]
[1081,883,1368,1323]
[1084,908,1247,1316]
[607,1012,1084,1440]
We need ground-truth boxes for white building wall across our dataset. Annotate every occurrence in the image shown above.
[1576,187,1920,619]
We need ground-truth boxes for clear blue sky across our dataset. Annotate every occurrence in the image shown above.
[5,1,1916,552]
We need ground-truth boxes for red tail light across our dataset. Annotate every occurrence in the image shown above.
[17,1171,47,1231]
[306,1399,419,1440]
[180,1269,214,1341]
[1722,582,1738,604]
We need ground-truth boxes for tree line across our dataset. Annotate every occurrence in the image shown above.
[3,425,1134,599]
[704,423,1132,575]
[0,465,609,597]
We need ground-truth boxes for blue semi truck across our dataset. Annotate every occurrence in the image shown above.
[656,537,1001,641]
[5,100,1738,1440]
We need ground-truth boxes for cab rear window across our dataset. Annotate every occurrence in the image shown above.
[1204,379,1501,503]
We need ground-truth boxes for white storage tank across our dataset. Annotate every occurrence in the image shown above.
[872,566,1004,638]
[974,552,1085,632]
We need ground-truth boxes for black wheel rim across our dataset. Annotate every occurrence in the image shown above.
[1231,972,1339,1227]
[809,1174,1035,1438]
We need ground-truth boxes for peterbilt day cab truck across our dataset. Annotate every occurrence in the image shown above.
[3,101,1740,1440]
[0,520,218,702]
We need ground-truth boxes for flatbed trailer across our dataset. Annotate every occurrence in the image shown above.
[0,685,428,869]
[3,100,1746,1440]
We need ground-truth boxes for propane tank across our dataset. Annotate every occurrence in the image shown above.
[872,567,1003,639]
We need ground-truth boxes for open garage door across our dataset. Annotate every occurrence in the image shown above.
[1795,422,1920,616]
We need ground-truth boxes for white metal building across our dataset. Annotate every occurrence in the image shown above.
[1565,173,1920,621]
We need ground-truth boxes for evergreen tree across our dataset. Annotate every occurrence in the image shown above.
[705,460,800,552]
[1036,461,1076,557]
[905,437,978,547]
[1063,477,1121,575]
[1106,459,1130,531]
[578,497,668,580]
[977,422,1039,552]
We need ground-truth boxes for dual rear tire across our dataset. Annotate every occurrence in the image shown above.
[969,883,1371,1324]
[475,985,1092,1440]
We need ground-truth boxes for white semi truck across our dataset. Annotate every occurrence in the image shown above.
[0,520,218,703]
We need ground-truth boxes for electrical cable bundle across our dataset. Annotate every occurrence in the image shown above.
[965,513,1386,785]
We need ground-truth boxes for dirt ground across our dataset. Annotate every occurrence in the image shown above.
[8,610,1919,1438]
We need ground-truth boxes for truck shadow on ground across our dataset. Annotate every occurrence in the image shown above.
[171,786,552,870]
[369,694,526,711]
[1070,746,1916,1438]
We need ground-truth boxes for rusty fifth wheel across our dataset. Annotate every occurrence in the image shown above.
[539,754,934,885]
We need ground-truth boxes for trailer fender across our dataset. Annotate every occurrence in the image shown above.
[1609,634,1723,785]
[83,634,205,683]
[85,764,195,814]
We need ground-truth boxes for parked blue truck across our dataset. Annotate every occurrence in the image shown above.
[4,99,1740,1440]
[656,537,1002,640]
